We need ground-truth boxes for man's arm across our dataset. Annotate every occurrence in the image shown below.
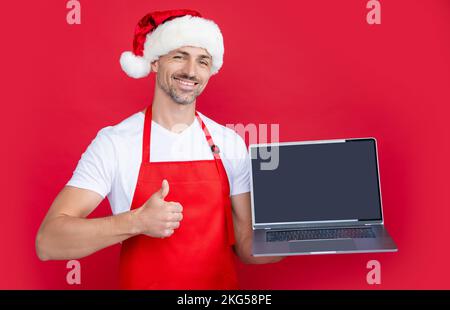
[35,186,137,261]
[36,180,182,261]
[231,192,285,264]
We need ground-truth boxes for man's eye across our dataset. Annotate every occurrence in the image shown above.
[173,56,182,59]
[200,61,209,66]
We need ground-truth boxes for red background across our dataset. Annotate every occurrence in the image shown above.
[1,0,449,289]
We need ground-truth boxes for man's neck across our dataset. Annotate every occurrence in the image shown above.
[142,92,196,134]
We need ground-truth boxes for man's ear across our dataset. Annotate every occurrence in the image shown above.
[150,60,159,73]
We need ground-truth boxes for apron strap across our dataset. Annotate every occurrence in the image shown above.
[142,107,152,163]
[195,112,221,159]
[195,111,236,246]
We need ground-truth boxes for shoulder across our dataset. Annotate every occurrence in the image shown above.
[75,112,144,168]
[103,111,144,138]
[92,111,144,146]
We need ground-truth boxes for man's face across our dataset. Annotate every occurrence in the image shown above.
[152,46,213,105]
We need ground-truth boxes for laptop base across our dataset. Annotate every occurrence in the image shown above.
[252,224,397,256]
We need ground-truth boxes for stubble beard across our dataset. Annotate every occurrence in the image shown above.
[158,76,200,106]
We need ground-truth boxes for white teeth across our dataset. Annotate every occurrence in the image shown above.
[175,78,195,86]
[180,80,194,86]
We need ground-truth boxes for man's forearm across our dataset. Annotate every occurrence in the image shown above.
[235,235,284,264]
[36,210,139,261]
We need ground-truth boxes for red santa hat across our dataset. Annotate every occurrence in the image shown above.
[120,9,224,79]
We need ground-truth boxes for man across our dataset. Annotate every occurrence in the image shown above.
[36,9,283,290]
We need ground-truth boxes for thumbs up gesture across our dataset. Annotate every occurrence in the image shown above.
[132,179,183,238]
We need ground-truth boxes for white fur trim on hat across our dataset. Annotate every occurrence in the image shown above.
[120,51,151,79]
[120,15,224,79]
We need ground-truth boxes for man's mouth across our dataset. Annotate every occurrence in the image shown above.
[173,77,198,91]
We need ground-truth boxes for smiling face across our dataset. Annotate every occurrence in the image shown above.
[151,46,213,105]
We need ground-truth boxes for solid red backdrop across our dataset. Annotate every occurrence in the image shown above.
[0,0,449,289]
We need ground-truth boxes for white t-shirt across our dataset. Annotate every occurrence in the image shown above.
[66,111,251,215]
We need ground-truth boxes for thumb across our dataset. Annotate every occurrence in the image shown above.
[158,179,169,200]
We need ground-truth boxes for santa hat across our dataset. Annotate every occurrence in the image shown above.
[120,9,224,79]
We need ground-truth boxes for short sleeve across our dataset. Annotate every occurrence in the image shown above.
[66,127,116,198]
[229,133,251,196]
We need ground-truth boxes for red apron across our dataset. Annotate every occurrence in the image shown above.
[119,106,238,290]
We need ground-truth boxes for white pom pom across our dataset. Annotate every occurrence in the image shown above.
[119,51,151,79]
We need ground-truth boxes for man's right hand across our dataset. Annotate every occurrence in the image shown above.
[132,179,183,238]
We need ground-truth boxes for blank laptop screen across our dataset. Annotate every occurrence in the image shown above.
[250,139,382,224]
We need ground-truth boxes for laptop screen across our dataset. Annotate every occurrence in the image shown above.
[250,139,382,224]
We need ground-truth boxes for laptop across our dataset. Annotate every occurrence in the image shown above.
[250,138,397,256]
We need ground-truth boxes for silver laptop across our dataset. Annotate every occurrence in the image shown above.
[250,138,397,256]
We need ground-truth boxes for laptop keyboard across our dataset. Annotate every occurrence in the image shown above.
[266,227,376,242]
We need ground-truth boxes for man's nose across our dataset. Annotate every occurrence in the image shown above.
[181,58,197,78]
